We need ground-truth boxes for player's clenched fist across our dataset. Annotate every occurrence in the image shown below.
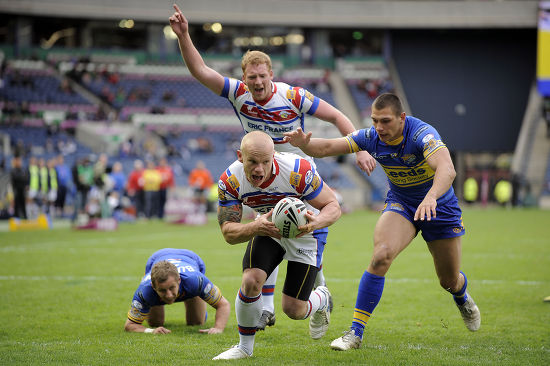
[168,4,188,37]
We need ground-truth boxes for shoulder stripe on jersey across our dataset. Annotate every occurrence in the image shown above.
[221,77,230,98]
[307,97,320,115]
[303,179,324,201]
[220,169,239,198]
[345,136,361,153]
[292,158,313,193]
[218,199,241,207]
[424,144,446,160]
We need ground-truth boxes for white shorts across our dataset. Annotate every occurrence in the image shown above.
[275,234,324,268]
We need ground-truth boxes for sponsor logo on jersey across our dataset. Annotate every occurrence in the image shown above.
[203,283,212,296]
[218,180,226,191]
[401,154,416,165]
[305,170,313,185]
[243,194,280,207]
[286,89,296,100]
[424,138,444,155]
[279,111,290,119]
[132,300,143,310]
[305,90,314,102]
[290,171,301,188]
[382,164,434,186]
[227,175,240,190]
[298,88,305,97]
[422,133,435,144]
[310,174,321,191]
[453,227,463,233]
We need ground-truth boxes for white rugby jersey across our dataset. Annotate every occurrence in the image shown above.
[217,152,324,216]
[221,78,320,159]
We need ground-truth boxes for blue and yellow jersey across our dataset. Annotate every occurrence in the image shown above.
[127,249,222,324]
[346,116,455,205]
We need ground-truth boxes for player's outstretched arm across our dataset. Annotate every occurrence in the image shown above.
[198,295,230,334]
[218,204,280,244]
[124,319,171,334]
[312,99,376,175]
[169,4,224,95]
[284,128,351,158]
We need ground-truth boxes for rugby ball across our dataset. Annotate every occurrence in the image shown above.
[272,197,308,238]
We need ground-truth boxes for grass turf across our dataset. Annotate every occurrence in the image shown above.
[0,207,549,365]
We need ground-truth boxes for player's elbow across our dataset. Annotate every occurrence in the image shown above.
[221,231,242,245]
[124,321,134,332]
[217,296,231,315]
[447,164,457,181]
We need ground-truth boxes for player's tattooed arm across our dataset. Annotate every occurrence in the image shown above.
[218,203,267,244]
[217,203,243,226]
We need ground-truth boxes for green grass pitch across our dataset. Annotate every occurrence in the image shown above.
[1,207,549,365]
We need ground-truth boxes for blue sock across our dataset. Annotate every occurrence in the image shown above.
[451,271,469,306]
[350,271,385,339]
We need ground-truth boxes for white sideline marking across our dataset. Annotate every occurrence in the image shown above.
[0,275,546,285]
[0,232,182,252]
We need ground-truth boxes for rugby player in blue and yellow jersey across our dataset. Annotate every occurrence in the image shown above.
[124,248,230,335]
[284,93,481,351]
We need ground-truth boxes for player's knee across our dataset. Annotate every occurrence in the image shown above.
[281,303,302,320]
[439,276,460,292]
[241,275,263,295]
[371,244,395,271]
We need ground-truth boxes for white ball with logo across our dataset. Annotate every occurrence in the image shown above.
[272,197,308,238]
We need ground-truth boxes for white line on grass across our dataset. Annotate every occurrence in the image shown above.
[0,231,184,251]
[0,275,546,285]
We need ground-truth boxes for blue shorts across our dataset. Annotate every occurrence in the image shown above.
[383,190,465,242]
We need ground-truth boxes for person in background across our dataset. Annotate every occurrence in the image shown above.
[142,160,162,219]
[188,160,213,213]
[54,154,73,218]
[109,161,127,197]
[10,155,28,219]
[157,157,175,219]
[27,156,40,218]
[126,159,145,218]
[46,158,58,216]
[72,156,94,223]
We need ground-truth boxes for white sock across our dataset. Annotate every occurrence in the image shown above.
[235,289,263,355]
[261,266,278,313]
[314,265,326,288]
[302,287,327,319]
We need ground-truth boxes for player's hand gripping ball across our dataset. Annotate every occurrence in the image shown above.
[272,197,307,238]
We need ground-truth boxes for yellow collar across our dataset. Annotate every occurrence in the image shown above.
[385,135,404,145]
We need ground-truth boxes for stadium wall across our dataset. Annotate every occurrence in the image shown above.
[390,28,536,152]
[0,0,538,28]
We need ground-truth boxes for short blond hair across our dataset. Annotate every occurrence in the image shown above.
[151,261,179,287]
[241,50,272,74]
